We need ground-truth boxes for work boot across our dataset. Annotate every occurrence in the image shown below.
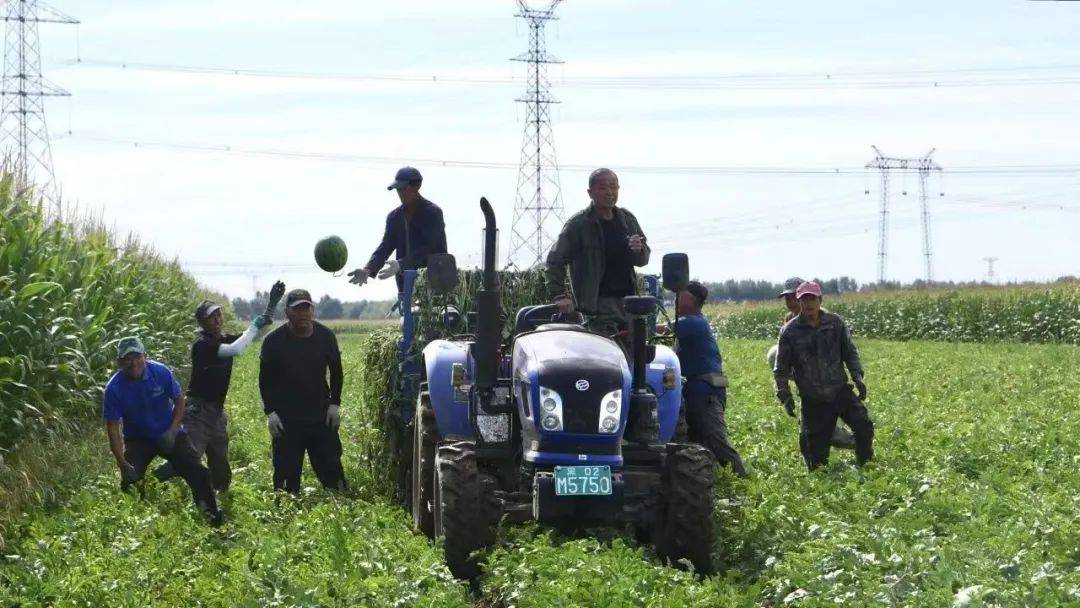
[831,425,856,450]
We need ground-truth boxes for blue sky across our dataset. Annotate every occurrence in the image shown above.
[35,0,1080,301]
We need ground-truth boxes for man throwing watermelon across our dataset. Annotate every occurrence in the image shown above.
[347,166,447,293]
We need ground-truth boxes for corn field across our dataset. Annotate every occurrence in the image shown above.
[709,283,1080,344]
[0,177,226,451]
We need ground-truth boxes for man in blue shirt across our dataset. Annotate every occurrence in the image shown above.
[103,336,221,524]
[669,282,747,477]
[347,166,448,293]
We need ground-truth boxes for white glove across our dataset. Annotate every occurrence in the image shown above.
[267,412,285,437]
[347,268,370,286]
[325,404,340,430]
[377,259,401,280]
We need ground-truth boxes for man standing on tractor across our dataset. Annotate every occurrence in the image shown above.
[258,289,347,493]
[773,281,874,471]
[668,281,748,477]
[103,337,222,524]
[152,283,283,493]
[545,168,650,344]
[768,277,855,451]
[347,166,448,293]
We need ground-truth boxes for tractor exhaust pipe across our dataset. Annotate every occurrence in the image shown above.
[474,197,501,396]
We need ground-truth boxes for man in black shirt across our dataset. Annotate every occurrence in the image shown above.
[545,168,650,342]
[153,286,279,491]
[258,288,346,492]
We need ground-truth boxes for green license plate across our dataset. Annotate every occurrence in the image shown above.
[554,465,612,496]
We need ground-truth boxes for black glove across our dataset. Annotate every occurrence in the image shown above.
[854,376,867,401]
[265,280,286,315]
[120,462,140,486]
[776,391,796,418]
[157,427,178,453]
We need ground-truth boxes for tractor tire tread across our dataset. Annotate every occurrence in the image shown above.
[436,441,493,580]
[657,443,715,575]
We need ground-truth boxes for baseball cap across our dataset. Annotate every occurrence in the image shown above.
[117,336,146,358]
[685,281,709,306]
[778,277,805,297]
[195,300,222,320]
[387,166,422,191]
[795,281,823,299]
[285,288,314,308]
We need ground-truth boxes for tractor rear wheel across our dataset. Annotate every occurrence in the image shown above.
[411,391,437,538]
[434,440,494,580]
[655,443,715,575]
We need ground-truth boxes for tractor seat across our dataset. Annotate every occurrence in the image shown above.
[515,304,585,334]
[534,323,586,332]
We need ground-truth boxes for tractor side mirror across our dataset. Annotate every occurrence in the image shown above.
[427,254,459,295]
[662,253,689,292]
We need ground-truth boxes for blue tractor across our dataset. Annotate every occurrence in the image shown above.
[401,198,714,579]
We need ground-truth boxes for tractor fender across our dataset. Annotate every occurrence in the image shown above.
[422,340,475,439]
[647,344,682,443]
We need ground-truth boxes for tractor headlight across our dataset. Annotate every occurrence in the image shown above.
[538,386,563,432]
[598,389,622,433]
[600,416,618,432]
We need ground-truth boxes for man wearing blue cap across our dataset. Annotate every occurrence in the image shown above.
[347,166,448,292]
[103,337,221,524]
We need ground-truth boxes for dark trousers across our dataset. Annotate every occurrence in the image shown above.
[800,387,874,470]
[154,397,231,491]
[684,390,748,477]
[271,422,347,493]
[124,432,218,514]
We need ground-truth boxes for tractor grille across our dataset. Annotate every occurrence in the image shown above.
[539,358,623,434]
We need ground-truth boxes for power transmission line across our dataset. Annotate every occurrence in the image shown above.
[60,57,1080,91]
[56,131,1080,177]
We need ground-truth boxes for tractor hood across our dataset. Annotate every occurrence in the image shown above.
[513,328,632,447]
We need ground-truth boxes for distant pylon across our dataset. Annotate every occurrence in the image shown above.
[865,146,943,283]
[1,0,77,212]
[506,0,564,270]
[983,257,998,283]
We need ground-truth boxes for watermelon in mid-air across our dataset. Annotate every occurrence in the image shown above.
[314,236,348,272]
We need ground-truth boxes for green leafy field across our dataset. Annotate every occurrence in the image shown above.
[1,334,1077,607]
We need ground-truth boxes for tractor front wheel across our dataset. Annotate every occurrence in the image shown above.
[655,443,715,575]
[433,440,494,580]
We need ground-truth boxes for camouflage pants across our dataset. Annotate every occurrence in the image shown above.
[153,396,231,491]
[767,344,855,450]
[586,296,631,353]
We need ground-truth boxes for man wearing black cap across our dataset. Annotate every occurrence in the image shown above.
[153,282,283,492]
[666,281,747,476]
[347,166,448,293]
[258,288,347,492]
[768,277,855,451]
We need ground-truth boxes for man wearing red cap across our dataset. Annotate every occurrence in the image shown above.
[768,276,855,452]
[773,280,874,470]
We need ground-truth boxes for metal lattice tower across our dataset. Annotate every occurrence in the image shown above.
[865,146,943,283]
[1,0,76,211]
[506,0,564,269]
[983,257,998,283]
